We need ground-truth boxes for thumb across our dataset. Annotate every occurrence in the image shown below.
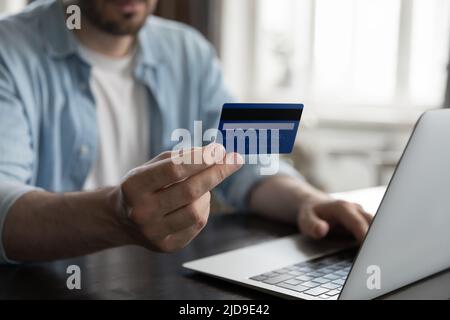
[299,209,330,240]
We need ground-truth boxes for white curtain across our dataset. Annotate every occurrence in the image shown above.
[0,0,27,15]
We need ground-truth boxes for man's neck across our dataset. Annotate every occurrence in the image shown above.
[74,18,136,58]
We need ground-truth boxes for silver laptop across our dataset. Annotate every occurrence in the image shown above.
[183,109,450,300]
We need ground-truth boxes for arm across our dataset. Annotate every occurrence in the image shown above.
[3,146,242,262]
[3,187,135,262]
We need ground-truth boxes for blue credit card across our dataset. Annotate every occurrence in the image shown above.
[217,103,304,155]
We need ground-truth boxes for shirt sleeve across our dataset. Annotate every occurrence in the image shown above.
[195,32,304,209]
[0,58,40,265]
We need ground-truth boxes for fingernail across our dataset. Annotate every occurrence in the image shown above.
[214,144,226,163]
[234,153,244,166]
[203,143,226,165]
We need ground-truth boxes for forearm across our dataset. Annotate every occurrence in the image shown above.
[249,176,330,224]
[2,187,139,262]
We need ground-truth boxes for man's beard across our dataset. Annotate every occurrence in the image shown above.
[78,0,150,36]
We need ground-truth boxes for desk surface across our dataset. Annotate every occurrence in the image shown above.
[2,187,450,300]
[0,214,296,300]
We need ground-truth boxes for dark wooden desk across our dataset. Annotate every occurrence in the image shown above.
[0,214,297,300]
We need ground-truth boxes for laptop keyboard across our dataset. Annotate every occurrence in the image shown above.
[249,249,356,300]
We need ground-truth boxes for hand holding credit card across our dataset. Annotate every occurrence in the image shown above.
[217,103,304,155]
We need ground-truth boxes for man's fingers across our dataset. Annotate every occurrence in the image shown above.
[146,148,197,164]
[298,208,330,239]
[299,201,372,242]
[146,151,174,164]
[162,192,211,234]
[137,192,210,242]
[156,153,243,214]
[123,144,227,197]
[316,201,369,242]
[362,211,374,224]
[158,223,205,253]
[152,144,225,189]
[354,204,374,224]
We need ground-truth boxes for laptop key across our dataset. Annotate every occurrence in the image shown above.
[325,289,341,296]
[288,270,303,276]
[334,270,349,277]
[323,274,340,281]
[262,272,278,278]
[318,268,334,274]
[262,274,294,285]
[303,287,330,297]
[295,275,313,282]
[298,266,313,272]
[288,266,304,272]
[274,268,290,274]
[306,271,324,277]
[342,262,351,266]
[332,279,345,285]
[313,263,328,269]
[327,294,339,300]
[284,279,303,286]
[337,262,349,268]
[302,281,321,288]
[312,277,329,284]
[327,265,343,271]
[321,282,340,290]
[249,275,267,281]
[276,283,309,293]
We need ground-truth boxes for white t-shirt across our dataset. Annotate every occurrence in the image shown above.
[79,45,150,190]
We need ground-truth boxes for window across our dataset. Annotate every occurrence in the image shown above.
[221,0,450,120]
[0,0,27,15]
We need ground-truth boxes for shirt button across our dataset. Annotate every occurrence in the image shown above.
[79,145,90,157]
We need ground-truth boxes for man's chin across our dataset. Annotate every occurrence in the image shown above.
[79,1,150,36]
[96,17,148,36]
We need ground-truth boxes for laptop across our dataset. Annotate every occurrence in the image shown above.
[183,109,450,300]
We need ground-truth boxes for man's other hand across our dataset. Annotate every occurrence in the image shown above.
[298,200,373,242]
[249,176,373,243]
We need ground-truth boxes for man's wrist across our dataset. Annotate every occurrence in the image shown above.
[102,186,145,247]
[296,190,330,207]
[272,176,329,205]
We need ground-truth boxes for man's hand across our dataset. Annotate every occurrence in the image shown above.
[249,176,373,242]
[298,199,372,242]
[4,144,242,262]
[116,144,243,253]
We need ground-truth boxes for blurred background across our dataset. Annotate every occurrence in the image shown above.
[2,0,450,193]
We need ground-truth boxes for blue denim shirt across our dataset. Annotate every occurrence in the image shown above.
[0,0,300,263]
